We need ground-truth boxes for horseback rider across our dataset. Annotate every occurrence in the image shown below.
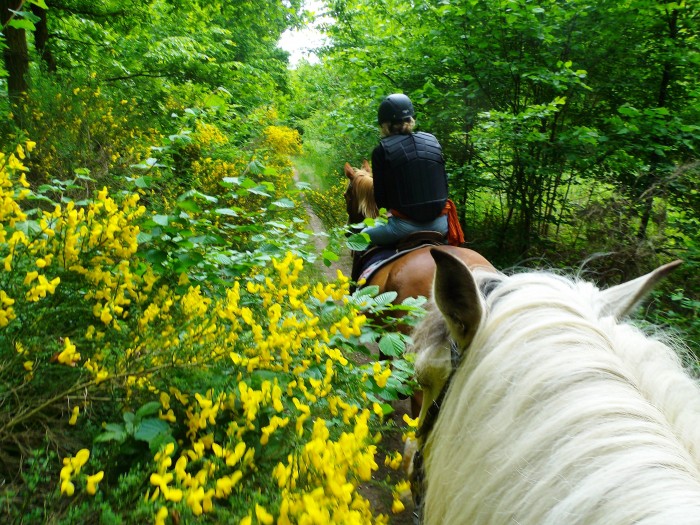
[361,94,451,246]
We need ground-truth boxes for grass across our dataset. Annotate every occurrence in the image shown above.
[295,139,340,191]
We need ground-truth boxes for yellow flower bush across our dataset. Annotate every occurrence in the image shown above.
[191,156,247,196]
[102,249,395,522]
[263,125,302,158]
[1,122,416,523]
[306,179,348,229]
[275,412,385,524]
[19,82,157,184]
[193,121,229,150]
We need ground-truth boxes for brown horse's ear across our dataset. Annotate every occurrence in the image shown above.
[344,162,355,179]
[598,259,682,320]
[430,248,483,349]
[361,159,372,174]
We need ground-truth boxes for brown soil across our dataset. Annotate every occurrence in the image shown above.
[300,185,416,524]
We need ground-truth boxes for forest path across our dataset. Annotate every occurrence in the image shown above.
[298,181,351,282]
[296,170,415,524]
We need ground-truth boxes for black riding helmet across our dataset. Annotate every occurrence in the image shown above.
[377,93,415,125]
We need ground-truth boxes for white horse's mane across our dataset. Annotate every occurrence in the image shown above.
[417,268,700,525]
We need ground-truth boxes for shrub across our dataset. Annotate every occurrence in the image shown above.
[0,126,418,523]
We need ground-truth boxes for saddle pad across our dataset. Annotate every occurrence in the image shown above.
[358,245,430,285]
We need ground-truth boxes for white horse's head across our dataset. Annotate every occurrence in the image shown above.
[413,249,699,525]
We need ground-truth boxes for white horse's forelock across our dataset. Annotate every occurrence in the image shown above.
[419,269,700,525]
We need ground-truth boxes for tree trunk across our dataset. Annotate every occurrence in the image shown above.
[636,8,678,240]
[32,4,56,72]
[1,0,30,100]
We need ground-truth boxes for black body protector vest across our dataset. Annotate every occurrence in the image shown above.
[380,132,448,223]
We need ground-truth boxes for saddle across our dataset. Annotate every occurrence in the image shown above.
[351,231,447,285]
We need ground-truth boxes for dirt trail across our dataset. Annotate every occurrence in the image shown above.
[298,180,415,524]
[301,193,352,282]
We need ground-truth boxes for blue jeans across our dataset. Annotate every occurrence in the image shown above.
[362,215,448,246]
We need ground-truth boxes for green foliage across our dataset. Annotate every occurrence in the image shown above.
[4,75,156,187]
[297,0,700,353]
[0,85,418,523]
[316,0,699,261]
[94,401,174,454]
[1,0,699,520]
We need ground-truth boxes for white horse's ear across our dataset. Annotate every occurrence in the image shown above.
[344,162,354,179]
[431,248,483,348]
[361,159,372,174]
[599,260,682,320]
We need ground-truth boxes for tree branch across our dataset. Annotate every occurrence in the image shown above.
[104,71,173,82]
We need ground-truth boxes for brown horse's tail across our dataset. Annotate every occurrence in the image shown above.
[445,199,465,246]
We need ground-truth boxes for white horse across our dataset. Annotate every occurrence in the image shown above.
[411,248,700,525]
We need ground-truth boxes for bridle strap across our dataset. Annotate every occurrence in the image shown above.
[415,340,460,441]
[412,339,461,524]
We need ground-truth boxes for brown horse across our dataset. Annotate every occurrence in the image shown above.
[343,161,496,416]
[344,161,495,305]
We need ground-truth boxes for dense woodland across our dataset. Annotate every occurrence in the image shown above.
[0,0,698,523]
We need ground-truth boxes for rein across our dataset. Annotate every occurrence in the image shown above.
[412,339,462,524]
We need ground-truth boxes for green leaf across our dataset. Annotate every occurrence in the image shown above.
[94,423,127,444]
[135,176,152,188]
[353,285,380,298]
[215,208,238,216]
[177,200,202,213]
[153,215,170,226]
[180,189,218,203]
[148,434,177,455]
[240,178,256,189]
[247,160,265,175]
[73,168,94,180]
[14,220,41,236]
[123,412,135,434]
[377,402,394,416]
[373,292,398,306]
[272,198,295,208]
[143,249,168,265]
[378,333,405,357]
[322,249,339,266]
[220,177,240,187]
[386,375,413,397]
[134,419,171,444]
[400,296,428,308]
[189,234,223,245]
[391,358,415,375]
[9,8,41,24]
[203,93,228,109]
[618,105,639,117]
[247,186,272,197]
[135,402,162,419]
[8,19,36,31]
[175,252,204,272]
[346,233,370,251]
